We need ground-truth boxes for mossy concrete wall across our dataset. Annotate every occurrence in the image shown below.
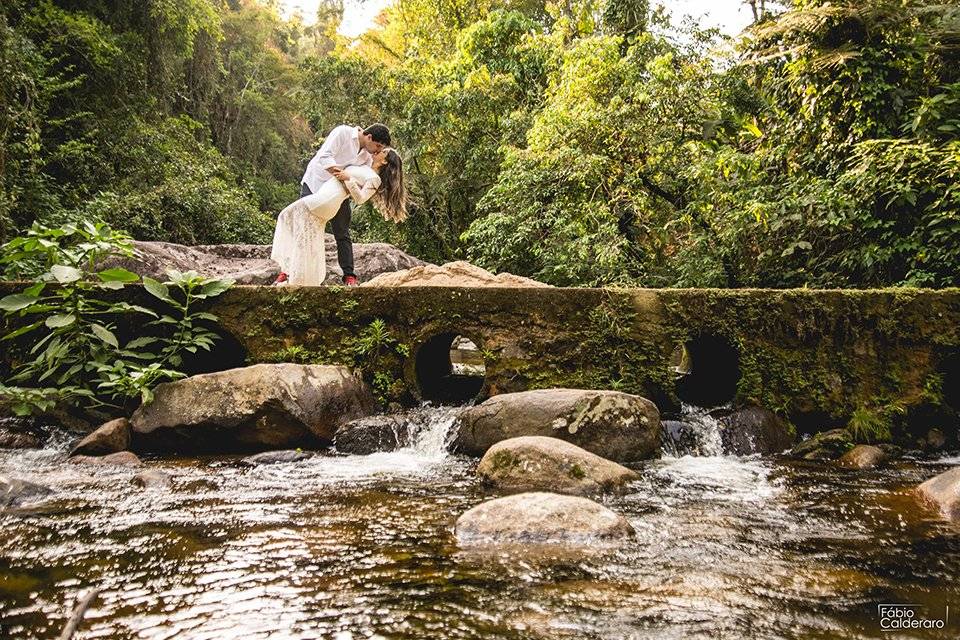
[2,283,959,437]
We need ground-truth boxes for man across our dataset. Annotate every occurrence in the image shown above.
[295,123,391,286]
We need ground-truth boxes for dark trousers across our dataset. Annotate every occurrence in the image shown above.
[301,182,354,278]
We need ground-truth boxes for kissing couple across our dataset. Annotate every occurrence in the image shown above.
[271,123,409,287]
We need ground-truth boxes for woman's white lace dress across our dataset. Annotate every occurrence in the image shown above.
[270,165,381,285]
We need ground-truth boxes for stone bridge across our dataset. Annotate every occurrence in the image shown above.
[2,284,959,437]
[194,286,960,435]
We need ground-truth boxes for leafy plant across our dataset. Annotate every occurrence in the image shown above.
[847,407,894,443]
[352,318,409,403]
[0,221,234,415]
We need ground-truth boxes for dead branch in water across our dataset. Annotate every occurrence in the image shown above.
[58,588,100,640]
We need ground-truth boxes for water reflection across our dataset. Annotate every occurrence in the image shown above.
[2,411,960,639]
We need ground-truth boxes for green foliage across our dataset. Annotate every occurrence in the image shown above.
[352,318,409,403]
[847,407,894,443]
[3,0,959,289]
[0,221,233,415]
[86,116,276,244]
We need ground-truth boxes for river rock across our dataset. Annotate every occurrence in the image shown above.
[0,427,41,449]
[334,415,410,454]
[660,420,699,457]
[242,450,313,465]
[790,429,852,461]
[0,475,53,508]
[477,436,639,496]
[132,470,173,489]
[361,260,550,288]
[916,467,960,523]
[70,451,143,467]
[97,239,424,285]
[716,406,794,455]
[837,444,888,469]
[130,364,375,452]
[69,418,130,457]
[454,492,635,545]
[454,389,661,462]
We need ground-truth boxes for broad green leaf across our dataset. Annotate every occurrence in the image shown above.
[200,279,234,298]
[51,265,82,283]
[143,277,173,303]
[126,336,158,349]
[98,267,140,283]
[90,323,119,348]
[23,282,45,297]
[45,314,76,328]
[0,294,40,311]
[2,320,44,340]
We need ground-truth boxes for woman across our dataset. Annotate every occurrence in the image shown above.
[271,148,408,286]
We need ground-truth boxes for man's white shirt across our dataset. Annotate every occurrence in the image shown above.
[301,125,373,194]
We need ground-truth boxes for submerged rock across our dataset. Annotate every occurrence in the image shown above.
[334,415,409,454]
[0,475,53,508]
[69,418,130,457]
[242,450,313,465]
[916,467,960,523]
[837,444,888,469]
[132,470,173,489]
[477,436,639,496]
[361,260,550,288]
[0,427,41,449]
[790,429,853,461]
[455,492,635,545]
[716,406,794,455]
[70,451,143,467]
[660,420,699,457]
[454,389,661,462]
[130,364,375,452]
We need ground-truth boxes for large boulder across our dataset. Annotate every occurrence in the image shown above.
[916,467,960,523]
[98,239,425,286]
[362,260,550,288]
[98,241,279,285]
[454,389,661,463]
[130,364,375,452]
[455,492,635,545]
[332,239,426,284]
[69,418,130,457]
[837,444,888,469]
[477,436,639,496]
[334,415,410,454]
[715,406,794,455]
[1,475,53,508]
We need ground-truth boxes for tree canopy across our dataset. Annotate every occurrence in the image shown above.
[2,0,958,287]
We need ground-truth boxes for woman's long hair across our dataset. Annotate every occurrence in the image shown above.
[373,149,408,223]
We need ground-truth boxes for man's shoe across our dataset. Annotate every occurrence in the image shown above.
[272,272,289,286]
[343,275,358,287]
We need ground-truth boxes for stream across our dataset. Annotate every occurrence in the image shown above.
[2,407,960,639]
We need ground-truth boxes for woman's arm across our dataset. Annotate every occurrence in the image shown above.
[344,177,380,205]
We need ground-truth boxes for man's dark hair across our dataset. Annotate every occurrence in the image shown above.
[364,123,391,145]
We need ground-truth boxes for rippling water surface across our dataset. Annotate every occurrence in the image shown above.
[2,409,960,639]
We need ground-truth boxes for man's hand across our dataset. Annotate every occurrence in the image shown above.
[329,167,349,182]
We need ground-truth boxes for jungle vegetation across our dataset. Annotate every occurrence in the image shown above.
[2,0,958,288]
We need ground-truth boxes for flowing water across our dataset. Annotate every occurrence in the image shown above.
[2,407,960,639]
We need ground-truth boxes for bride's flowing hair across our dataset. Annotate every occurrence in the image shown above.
[372,149,409,223]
